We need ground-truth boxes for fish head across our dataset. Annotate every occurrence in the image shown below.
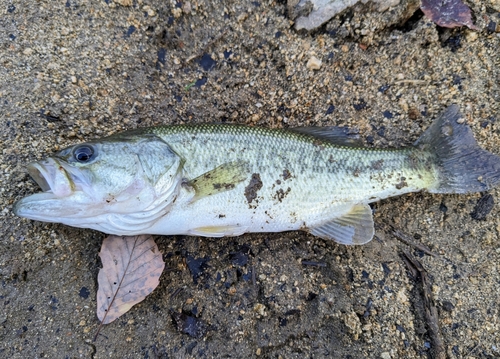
[14,133,183,233]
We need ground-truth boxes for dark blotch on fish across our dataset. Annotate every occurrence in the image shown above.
[213,182,235,190]
[470,194,494,221]
[371,159,384,170]
[244,173,263,204]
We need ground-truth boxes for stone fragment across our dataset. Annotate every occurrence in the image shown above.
[291,0,401,31]
[306,56,322,70]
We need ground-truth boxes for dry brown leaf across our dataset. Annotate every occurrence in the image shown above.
[421,0,480,30]
[96,235,165,324]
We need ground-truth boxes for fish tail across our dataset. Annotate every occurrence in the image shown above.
[415,105,500,194]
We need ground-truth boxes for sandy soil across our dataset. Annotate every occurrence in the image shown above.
[1,0,499,358]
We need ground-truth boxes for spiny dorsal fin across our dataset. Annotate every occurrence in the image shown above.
[308,203,374,245]
[290,126,362,147]
[188,161,248,201]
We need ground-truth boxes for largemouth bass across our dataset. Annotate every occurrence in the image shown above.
[13,105,500,245]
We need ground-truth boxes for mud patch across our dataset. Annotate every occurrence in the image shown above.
[274,187,291,202]
[395,177,408,190]
[244,173,263,205]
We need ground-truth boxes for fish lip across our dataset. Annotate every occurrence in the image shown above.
[13,189,88,224]
[13,159,80,220]
[26,158,74,197]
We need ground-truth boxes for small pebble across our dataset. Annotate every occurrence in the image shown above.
[253,303,266,316]
[114,0,132,6]
[465,30,478,42]
[306,56,322,70]
[182,1,192,14]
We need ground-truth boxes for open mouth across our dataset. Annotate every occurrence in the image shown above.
[27,162,52,192]
[27,158,74,197]
[13,157,84,220]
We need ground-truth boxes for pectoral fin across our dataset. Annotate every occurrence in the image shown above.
[189,225,249,237]
[309,203,374,245]
[188,161,248,201]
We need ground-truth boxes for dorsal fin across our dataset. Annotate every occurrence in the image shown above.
[290,126,363,147]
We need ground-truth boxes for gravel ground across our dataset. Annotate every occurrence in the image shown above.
[1,0,500,358]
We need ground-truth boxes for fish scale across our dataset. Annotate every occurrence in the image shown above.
[151,124,436,203]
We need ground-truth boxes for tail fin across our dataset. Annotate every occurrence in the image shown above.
[415,105,500,194]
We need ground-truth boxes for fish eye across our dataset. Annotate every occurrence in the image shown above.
[73,145,95,163]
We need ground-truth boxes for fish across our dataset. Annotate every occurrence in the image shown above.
[13,105,500,245]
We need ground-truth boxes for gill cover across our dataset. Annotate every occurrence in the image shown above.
[71,134,185,234]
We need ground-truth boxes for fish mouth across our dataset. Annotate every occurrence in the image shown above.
[27,158,74,197]
[13,158,79,220]
[27,162,51,192]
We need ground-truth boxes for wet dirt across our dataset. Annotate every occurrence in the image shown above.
[1,0,499,358]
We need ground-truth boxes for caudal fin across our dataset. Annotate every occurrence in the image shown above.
[415,105,500,194]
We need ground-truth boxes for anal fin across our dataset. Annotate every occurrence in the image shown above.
[188,225,249,237]
[309,203,374,245]
[188,161,248,202]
